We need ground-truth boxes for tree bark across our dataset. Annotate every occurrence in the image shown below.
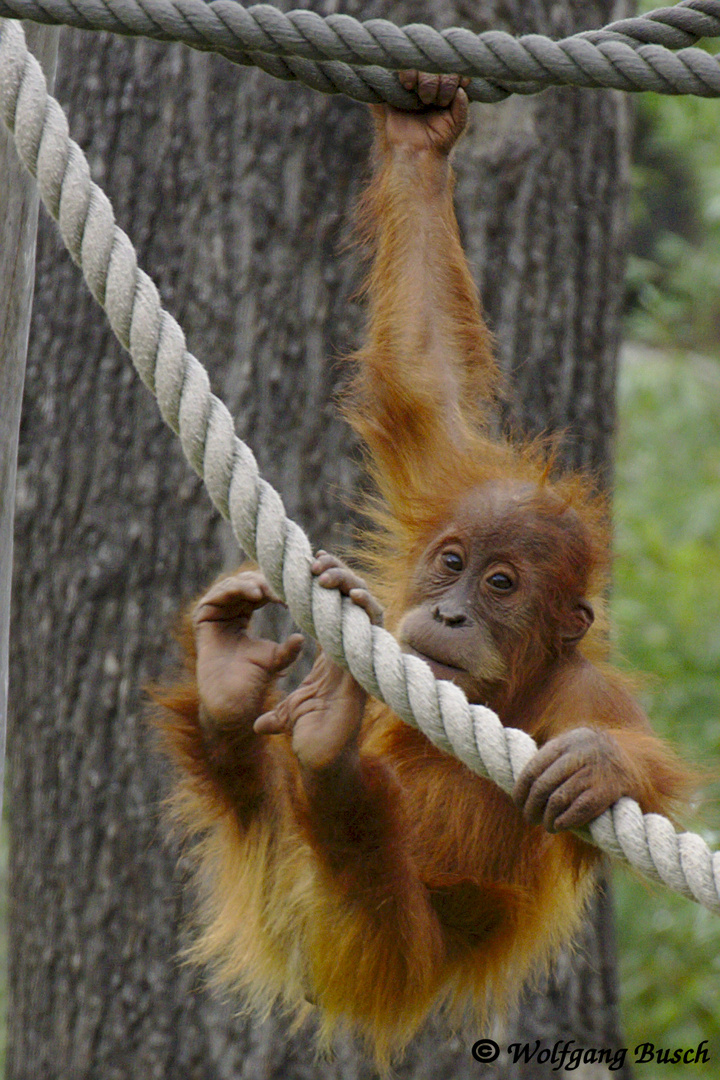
[0,22,59,823]
[8,3,633,1078]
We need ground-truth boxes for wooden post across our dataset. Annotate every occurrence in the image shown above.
[0,23,60,804]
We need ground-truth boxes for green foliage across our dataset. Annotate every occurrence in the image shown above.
[628,2,720,351]
[612,348,720,1076]
[627,241,720,351]
[621,56,720,1074]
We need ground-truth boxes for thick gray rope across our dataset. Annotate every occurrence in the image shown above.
[3,1,720,105]
[1,15,719,913]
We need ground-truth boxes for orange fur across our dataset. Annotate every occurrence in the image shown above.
[154,675,602,1067]
[153,103,695,1068]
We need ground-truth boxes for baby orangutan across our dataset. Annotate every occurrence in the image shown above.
[157,71,693,1065]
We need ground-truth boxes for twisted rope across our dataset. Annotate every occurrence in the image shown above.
[2,16,718,913]
[2,1,720,105]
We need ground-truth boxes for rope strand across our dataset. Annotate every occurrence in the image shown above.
[2,1,720,104]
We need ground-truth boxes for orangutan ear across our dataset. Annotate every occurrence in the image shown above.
[562,600,594,645]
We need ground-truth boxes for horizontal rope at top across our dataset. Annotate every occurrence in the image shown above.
[2,0,720,104]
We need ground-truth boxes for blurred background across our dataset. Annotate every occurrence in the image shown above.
[610,4,720,1073]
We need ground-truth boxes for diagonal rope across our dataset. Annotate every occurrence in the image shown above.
[2,16,719,912]
[2,1,720,104]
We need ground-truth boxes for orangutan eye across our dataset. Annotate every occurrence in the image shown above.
[487,571,515,592]
[442,551,464,573]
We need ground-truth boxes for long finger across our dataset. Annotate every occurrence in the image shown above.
[312,551,352,578]
[398,69,418,92]
[449,86,469,130]
[515,756,586,825]
[267,633,305,675]
[551,787,608,832]
[194,572,280,624]
[416,71,443,105]
[254,701,290,736]
[349,588,384,626]
[316,566,366,592]
[512,738,571,808]
[436,73,462,108]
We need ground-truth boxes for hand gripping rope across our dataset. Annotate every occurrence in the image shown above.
[2,1,720,104]
[1,11,719,912]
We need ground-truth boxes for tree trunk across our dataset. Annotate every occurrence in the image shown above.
[0,22,59,820]
[8,3,633,1078]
